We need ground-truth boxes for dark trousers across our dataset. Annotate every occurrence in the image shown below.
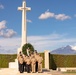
[26,64,31,73]
[23,62,27,72]
[36,61,38,72]
[18,63,24,73]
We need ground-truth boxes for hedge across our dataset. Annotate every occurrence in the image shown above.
[0,53,44,68]
[40,53,45,68]
[1,53,76,69]
[0,54,17,68]
[49,54,76,70]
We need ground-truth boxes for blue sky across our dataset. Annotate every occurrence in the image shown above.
[0,0,76,54]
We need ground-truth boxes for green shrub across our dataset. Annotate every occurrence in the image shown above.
[0,54,17,68]
[49,54,76,70]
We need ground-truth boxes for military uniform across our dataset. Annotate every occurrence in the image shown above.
[23,55,27,72]
[37,55,43,73]
[26,56,31,73]
[31,56,36,73]
[30,53,34,59]
[17,53,24,73]
[34,53,39,72]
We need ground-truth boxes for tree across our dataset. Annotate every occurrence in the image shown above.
[22,43,34,55]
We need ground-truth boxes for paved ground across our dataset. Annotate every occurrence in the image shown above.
[0,68,76,75]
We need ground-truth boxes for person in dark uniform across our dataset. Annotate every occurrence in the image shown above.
[17,51,24,73]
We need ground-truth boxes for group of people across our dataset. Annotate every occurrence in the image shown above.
[17,51,43,73]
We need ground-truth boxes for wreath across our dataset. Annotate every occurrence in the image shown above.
[22,43,34,55]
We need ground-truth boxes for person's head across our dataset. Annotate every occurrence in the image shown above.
[27,56,30,58]
[38,53,41,56]
[19,51,22,56]
[34,50,37,53]
[19,51,21,54]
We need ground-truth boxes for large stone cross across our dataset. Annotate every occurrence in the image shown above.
[18,0,31,47]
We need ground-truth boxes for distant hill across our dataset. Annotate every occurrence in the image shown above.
[51,45,76,55]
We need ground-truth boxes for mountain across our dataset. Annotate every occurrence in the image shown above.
[51,45,76,55]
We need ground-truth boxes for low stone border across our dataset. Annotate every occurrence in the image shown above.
[57,67,76,72]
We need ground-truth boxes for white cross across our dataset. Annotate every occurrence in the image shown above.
[18,0,31,47]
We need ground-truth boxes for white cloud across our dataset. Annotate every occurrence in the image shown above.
[28,33,65,42]
[0,30,4,36]
[3,29,17,38]
[70,43,76,51]
[0,4,4,9]
[0,20,7,30]
[0,37,21,54]
[0,33,76,54]
[71,46,76,51]
[55,14,71,21]
[39,10,71,21]
[0,37,21,47]
[27,19,32,23]
[27,34,76,52]
[0,20,17,38]
[39,10,54,20]
[0,29,17,38]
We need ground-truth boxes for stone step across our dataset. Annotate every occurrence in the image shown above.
[9,59,18,69]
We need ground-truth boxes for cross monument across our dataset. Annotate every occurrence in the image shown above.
[9,0,31,69]
[18,0,31,54]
